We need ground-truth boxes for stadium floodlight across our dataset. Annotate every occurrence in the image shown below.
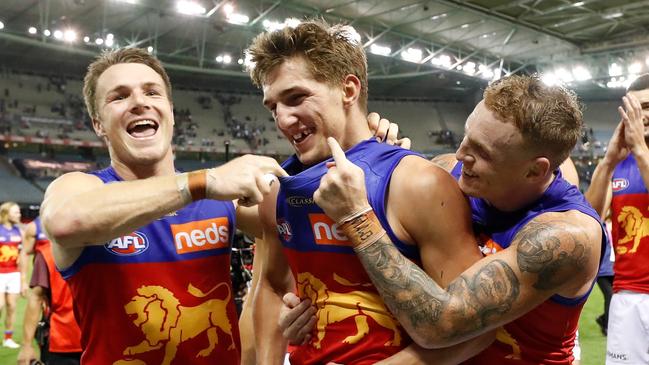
[223,3,234,15]
[95,38,104,45]
[573,1,585,6]
[0,21,4,31]
[28,27,37,34]
[105,38,114,47]
[285,18,301,28]
[216,55,223,63]
[541,72,559,86]
[463,61,476,75]
[223,54,232,64]
[628,62,642,75]
[431,54,452,69]
[555,68,574,83]
[572,66,592,81]
[63,29,77,43]
[106,33,114,40]
[237,58,243,65]
[44,29,51,36]
[262,19,283,32]
[370,44,391,57]
[227,13,249,25]
[176,0,206,16]
[53,30,63,40]
[609,63,623,77]
[147,46,154,53]
[83,36,90,43]
[401,48,422,63]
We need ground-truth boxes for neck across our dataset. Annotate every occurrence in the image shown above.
[337,109,373,151]
[110,151,176,181]
[487,173,555,212]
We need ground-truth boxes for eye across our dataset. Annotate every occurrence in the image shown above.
[287,93,306,106]
[146,90,161,96]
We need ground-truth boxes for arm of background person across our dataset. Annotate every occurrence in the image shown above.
[253,182,294,365]
[620,94,649,193]
[315,138,602,349]
[16,286,46,365]
[240,238,263,365]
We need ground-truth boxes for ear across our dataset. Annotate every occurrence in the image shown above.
[91,118,106,138]
[341,74,362,108]
[526,157,551,181]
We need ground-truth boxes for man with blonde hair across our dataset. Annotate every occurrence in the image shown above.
[312,74,606,364]
[0,201,23,348]
[248,20,492,364]
[41,47,287,364]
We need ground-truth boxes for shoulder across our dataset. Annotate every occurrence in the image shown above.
[45,171,103,195]
[430,153,458,173]
[392,156,463,201]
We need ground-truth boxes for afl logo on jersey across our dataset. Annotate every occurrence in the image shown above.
[612,178,629,192]
[105,231,149,256]
[276,218,293,242]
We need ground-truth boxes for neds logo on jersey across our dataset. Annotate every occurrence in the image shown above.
[612,178,629,192]
[105,231,149,256]
[309,213,350,246]
[171,217,230,254]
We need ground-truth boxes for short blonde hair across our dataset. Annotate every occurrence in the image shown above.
[0,202,18,225]
[83,48,172,120]
[247,19,368,110]
[484,74,583,169]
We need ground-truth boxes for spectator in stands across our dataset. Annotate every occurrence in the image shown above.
[0,201,24,348]
[17,217,82,365]
[40,47,285,364]
[585,73,649,364]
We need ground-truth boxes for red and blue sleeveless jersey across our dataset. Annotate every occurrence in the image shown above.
[451,162,606,365]
[277,139,422,365]
[610,154,649,293]
[0,224,21,273]
[61,166,241,365]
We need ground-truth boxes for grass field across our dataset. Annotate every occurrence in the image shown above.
[0,289,608,364]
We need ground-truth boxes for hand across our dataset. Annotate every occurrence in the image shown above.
[278,293,316,345]
[314,138,370,223]
[619,94,649,156]
[206,155,287,207]
[17,345,37,365]
[20,281,28,298]
[602,120,629,167]
[367,112,411,150]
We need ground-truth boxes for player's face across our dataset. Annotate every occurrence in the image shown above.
[262,57,346,166]
[93,63,174,167]
[455,101,530,206]
[627,89,649,142]
[8,205,20,224]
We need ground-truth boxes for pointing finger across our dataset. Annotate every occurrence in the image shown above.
[327,137,348,167]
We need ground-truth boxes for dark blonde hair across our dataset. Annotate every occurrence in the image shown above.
[247,19,368,110]
[0,202,18,225]
[83,48,172,119]
[484,74,583,169]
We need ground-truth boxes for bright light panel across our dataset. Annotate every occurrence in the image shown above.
[176,0,206,16]
[609,63,623,77]
[63,29,77,42]
[28,27,37,34]
[370,44,391,57]
[227,13,249,25]
[401,47,422,63]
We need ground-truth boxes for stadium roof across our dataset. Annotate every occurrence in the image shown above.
[1,0,647,100]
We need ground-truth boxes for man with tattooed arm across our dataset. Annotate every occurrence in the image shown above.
[306,75,606,364]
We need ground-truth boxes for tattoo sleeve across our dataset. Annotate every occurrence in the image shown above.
[355,236,520,347]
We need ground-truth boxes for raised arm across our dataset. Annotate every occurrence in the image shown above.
[41,155,286,268]
[253,182,294,364]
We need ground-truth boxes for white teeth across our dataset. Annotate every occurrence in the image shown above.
[292,129,313,142]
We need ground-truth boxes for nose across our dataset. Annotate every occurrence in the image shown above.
[275,103,298,129]
[456,137,474,164]
[129,90,150,113]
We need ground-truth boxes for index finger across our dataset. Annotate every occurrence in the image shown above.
[327,137,348,166]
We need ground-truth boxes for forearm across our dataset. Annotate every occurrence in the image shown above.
[43,175,187,247]
[584,160,615,217]
[377,331,495,365]
[253,279,289,364]
[22,290,44,345]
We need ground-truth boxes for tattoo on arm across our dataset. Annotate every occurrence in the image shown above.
[357,236,520,343]
[515,220,590,291]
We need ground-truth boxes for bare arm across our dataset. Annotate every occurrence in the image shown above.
[377,333,494,365]
[430,153,458,173]
[253,183,294,364]
[236,205,262,239]
[17,286,46,365]
[352,212,601,348]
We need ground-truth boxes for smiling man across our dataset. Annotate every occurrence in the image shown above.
[247,20,492,365]
[40,48,286,365]
[313,74,607,364]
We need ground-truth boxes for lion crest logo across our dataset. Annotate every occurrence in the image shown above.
[0,245,18,262]
[617,206,649,254]
[116,282,235,365]
[297,272,402,349]
[496,327,521,360]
